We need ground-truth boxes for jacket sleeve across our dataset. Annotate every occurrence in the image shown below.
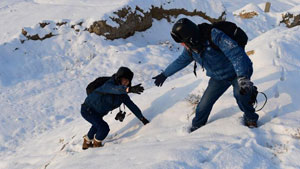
[122,95,144,120]
[96,78,127,95]
[211,28,253,78]
[163,48,194,77]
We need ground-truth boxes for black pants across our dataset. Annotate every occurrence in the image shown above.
[81,104,110,140]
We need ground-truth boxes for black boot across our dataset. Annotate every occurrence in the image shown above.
[244,121,258,128]
[189,126,200,133]
[243,116,258,128]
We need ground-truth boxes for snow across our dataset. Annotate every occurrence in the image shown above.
[233,3,263,15]
[1,0,300,169]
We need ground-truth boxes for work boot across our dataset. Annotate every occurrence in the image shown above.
[82,135,93,150]
[245,121,258,128]
[189,126,201,133]
[243,116,258,128]
[93,138,103,148]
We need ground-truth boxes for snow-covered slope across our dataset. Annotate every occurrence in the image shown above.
[0,0,300,169]
[0,0,224,44]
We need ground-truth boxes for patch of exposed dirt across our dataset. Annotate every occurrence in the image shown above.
[235,11,258,19]
[88,5,225,40]
[21,21,85,43]
[21,28,56,42]
[246,50,255,56]
[21,5,226,42]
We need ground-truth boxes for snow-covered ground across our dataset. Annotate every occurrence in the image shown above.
[0,0,300,169]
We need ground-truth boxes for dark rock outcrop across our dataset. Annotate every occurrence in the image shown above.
[88,6,225,40]
[21,28,55,42]
[21,5,226,42]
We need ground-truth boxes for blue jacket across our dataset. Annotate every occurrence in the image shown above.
[83,77,144,119]
[163,28,253,80]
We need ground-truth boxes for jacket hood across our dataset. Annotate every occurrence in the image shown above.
[114,67,134,86]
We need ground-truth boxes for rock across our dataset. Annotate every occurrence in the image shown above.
[88,5,225,40]
[20,5,226,42]
[21,28,55,41]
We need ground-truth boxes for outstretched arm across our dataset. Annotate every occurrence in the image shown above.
[211,28,253,78]
[163,48,194,77]
[122,95,145,120]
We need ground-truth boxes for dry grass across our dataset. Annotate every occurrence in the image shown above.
[186,94,201,107]
[280,13,300,28]
[246,50,255,56]
[291,128,300,139]
[185,93,202,120]
[236,11,258,19]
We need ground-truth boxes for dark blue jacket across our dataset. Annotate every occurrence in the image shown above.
[163,28,253,80]
[83,77,144,119]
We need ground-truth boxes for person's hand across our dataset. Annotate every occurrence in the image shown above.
[128,84,144,94]
[115,111,126,122]
[140,117,149,125]
[238,77,254,95]
[152,73,167,87]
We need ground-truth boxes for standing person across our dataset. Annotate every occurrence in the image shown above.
[81,67,149,149]
[152,18,258,132]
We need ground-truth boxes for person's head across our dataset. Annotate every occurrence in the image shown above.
[115,67,134,87]
[170,18,205,53]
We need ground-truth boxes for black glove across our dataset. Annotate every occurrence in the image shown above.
[249,86,258,105]
[140,117,149,125]
[238,77,254,95]
[129,84,144,94]
[152,73,167,87]
[115,111,126,122]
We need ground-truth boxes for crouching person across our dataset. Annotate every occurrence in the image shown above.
[81,67,149,149]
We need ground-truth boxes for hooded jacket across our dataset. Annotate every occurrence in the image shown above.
[163,28,253,80]
[83,68,144,119]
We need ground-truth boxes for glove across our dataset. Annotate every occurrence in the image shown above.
[152,73,167,87]
[249,86,258,105]
[129,84,144,94]
[115,111,126,122]
[140,117,149,125]
[238,77,254,95]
